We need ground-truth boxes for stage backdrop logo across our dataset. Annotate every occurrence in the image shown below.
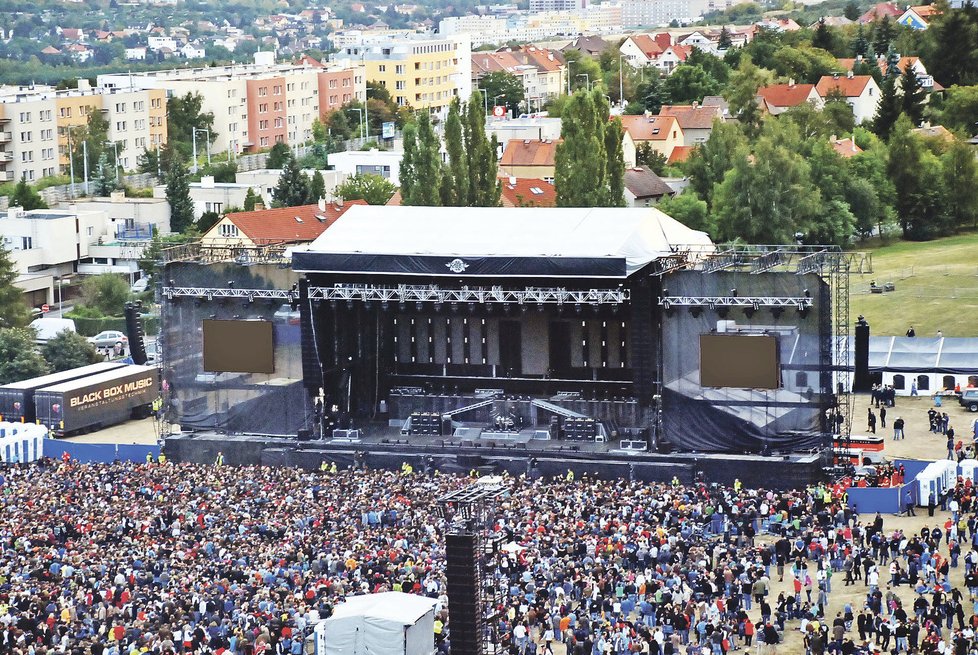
[446,258,469,273]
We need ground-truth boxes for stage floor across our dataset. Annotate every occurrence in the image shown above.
[163,422,830,489]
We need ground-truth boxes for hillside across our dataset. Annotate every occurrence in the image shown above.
[850,232,978,337]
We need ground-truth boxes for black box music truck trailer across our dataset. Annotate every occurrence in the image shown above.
[33,365,159,436]
[0,362,127,424]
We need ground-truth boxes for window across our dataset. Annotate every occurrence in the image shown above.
[274,118,283,128]
[259,87,268,97]
[396,81,405,90]
[916,375,930,391]
[20,132,32,142]
[60,107,72,118]
[135,101,144,111]
[219,223,238,237]
[115,102,126,112]
[329,79,337,89]
[259,137,269,147]
[395,64,404,74]
[969,375,978,388]
[378,65,386,72]
[259,120,269,130]
[273,86,281,95]
[274,102,282,111]
[87,226,94,237]
[259,103,268,113]
[943,375,956,390]
[21,236,32,249]
[205,202,223,213]
[21,151,33,162]
[893,374,905,390]
[19,112,31,122]
[116,121,126,131]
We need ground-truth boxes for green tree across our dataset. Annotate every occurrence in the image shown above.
[899,62,926,127]
[271,154,310,208]
[941,139,978,229]
[479,71,525,115]
[93,151,117,196]
[464,90,502,207]
[312,119,329,143]
[69,109,115,184]
[167,92,216,160]
[441,99,468,206]
[871,77,902,140]
[656,192,711,232]
[0,328,50,384]
[685,119,748,209]
[10,177,47,210]
[80,274,131,316]
[823,89,856,137]
[165,157,195,233]
[920,9,978,87]
[636,143,668,174]
[872,15,896,56]
[335,173,397,205]
[713,123,823,243]
[604,117,626,207]
[887,115,948,239]
[642,74,669,114]
[852,26,870,59]
[266,142,292,169]
[243,187,258,211]
[0,242,29,329]
[844,1,860,21]
[326,107,354,140]
[197,211,221,233]
[308,170,326,204]
[662,65,721,104]
[401,112,442,206]
[812,20,833,52]
[399,122,418,204]
[935,85,978,136]
[718,26,733,50]
[723,57,771,137]
[42,330,103,372]
[849,146,897,236]
[555,90,611,207]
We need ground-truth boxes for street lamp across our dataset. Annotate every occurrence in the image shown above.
[478,87,490,115]
[618,54,630,108]
[494,94,506,115]
[192,128,211,174]
[576,73,590,92]
[104,141,120,183]
[349,107,365,139]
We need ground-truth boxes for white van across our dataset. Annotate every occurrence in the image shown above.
[131,277,150,293]
[29,317,77,344]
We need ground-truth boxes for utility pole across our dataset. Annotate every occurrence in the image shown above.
[82,140,90,196]
[67,130,75,198]
[192,129,198,174]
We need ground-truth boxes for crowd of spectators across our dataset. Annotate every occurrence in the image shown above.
[1,457,978,655]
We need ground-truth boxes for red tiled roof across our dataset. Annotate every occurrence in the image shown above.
[620,115,681,142]
[658,104,724,130]
[499,178,557,207]
[858,2,901,23]
[816,75,873,98]
[499,139,560,167]
[628,34,665,58]
[295,54,324,67]
[668,145,694,164]
[757,83,818,108]
[519,46,564,72]
[221,200,366,244]
[830,137,862,158]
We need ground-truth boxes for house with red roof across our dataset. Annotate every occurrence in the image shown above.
[658,104,725,145]
[830,136,862,158]
[756,82,822,116]
[620,115,684,165]
[816,73,881,124]
[857,2,902,23]
[898,4,941,29]
[619,33,670,67]
[655,45,692,74]
[200,199,367,247]
[499,177,557,207]
[499,139,561,180]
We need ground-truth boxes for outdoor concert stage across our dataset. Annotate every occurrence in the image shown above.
[158,205,868,486]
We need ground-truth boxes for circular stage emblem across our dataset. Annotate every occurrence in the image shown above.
[446,258,469,273]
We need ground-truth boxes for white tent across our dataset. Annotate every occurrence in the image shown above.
[316,592,438,655]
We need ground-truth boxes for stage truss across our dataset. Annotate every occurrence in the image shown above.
[654,244,871,441]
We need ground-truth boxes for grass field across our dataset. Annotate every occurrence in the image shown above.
[850,231,978,337]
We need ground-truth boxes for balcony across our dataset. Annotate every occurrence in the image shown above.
[0,151,11,163]
[115,225,154,240]
[0,171,13,182]
[0,132,10,143]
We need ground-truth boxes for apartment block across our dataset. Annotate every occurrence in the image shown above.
[0,82,167,185]
[338,34,471,117]
[98,53,364,154]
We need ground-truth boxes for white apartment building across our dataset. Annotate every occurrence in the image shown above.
[622,0,705,27]
[529,0,584,12]
[440,4,622,46]
[0,83,167,185]
[99,53,364,154]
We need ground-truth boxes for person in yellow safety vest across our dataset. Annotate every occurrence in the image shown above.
[470,468,479,478]
[157,453,166,465]
[214,451,224,467]
[151,397,162,418]
[734,478,742,493]
[401,462,413,475]
[330,462,337,473]
[566,469,574,482]
[320,461,329,472]
[671,475,681,488]
[146,452,153,464]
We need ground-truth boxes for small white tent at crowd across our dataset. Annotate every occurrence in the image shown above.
[315,592,438,655]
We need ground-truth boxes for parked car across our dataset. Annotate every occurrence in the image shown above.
[131,277,151,293]
[30,317,76,345]
[87,330,129,349]
[961,389,978,412]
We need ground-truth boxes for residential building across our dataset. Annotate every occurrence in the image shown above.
[624,166,676,207]
[756,82,822,115]
[829,136,862,158]
[200,199,366,247]
[1,200,160,307]
[338,33,471,117]
[236,168,348,207]
[837,54,937,91]
[485,117,563,145]
[620,114,684,163]
[657,103,724,145]
[622,0,702,29]
[654,45,692,74]
[619,33,672,67]
[327,149,404,184]
[561,35,612,58]
[499,176,557,207]
[471,47,566,111]
[0,82,166,184]
[815,73,880,124]
[99,53,364,154]
[898,4,940,29]
[126,47,148,61]
[529,0,583,11]
[857,2,902,24]
[498,139,559,180]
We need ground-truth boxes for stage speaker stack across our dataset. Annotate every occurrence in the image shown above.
[445,533,483,655]
[124,302,148,365]
[853,316,871,393]
[408,412,441,436]
[563,417,597,441]
[297,429,312,441]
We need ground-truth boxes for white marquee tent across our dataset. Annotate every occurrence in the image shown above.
[315,592,438,655]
